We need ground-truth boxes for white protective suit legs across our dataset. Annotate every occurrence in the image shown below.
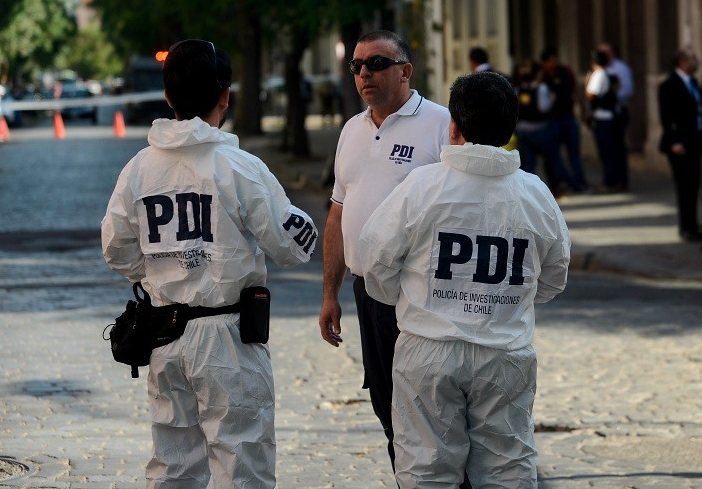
[146,314,275,489]
[392,332,537,489]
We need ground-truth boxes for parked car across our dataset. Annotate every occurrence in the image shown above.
[0,84,21,127]
[59,83,97,123]
[123,56,172,124]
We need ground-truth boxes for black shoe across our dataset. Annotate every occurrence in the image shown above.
[680,230,702,242]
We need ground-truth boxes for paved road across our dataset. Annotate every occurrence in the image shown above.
[1,124,702,488]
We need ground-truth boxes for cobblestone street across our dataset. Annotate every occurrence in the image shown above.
[1,124,701,487]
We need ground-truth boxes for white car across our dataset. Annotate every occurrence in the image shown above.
[0,84,19,128]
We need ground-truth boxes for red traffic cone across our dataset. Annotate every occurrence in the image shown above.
[53,112,66,139]
[113,110,126,138]
[0,115,10,142]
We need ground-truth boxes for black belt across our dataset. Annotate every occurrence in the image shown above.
[183,303,240,320]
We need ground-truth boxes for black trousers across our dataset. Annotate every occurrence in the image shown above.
[353,276,400,470]
[667,150,702,235]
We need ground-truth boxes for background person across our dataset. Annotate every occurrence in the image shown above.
[468,46,492,73]
[658,47,702,242]
[102,39,317,488]
[318,29,450,473]
[586,49,628,192]
[358,71,570,489]
[514,59,572,197]
[540,46,591,192]
[598,42,634,118]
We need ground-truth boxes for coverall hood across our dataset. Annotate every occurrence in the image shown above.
[148,117,237,149]
[441,143,521,177]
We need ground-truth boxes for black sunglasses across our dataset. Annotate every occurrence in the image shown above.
[349,55,408,75]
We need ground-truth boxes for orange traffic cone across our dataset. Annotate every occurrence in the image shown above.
[53,112,66,139]
[113,110,126,138]
[0,115,10,142]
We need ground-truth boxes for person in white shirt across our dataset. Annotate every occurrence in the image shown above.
[102,39,317,489]
[318,29,450,473]
[359,71,570,488]
[586,49,629,192]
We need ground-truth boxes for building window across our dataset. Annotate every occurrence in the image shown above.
[487,1,497,36]
[452,0,463,39]
[469,0,479,37]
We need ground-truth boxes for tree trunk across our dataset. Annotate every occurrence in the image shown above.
[284,46,310,157]
[340,20,362,122]
[234,4,263,135]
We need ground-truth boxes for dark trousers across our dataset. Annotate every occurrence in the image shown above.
[353,276,400,469]
[553,116,588,190]
[667,150,702,234]
[353,277,473,489]
[517,122,575,195]
[594,118,629,189]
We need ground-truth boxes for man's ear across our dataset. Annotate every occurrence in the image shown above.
[218,87,230,110]
[401,62,413,82]
[449,119,466,145]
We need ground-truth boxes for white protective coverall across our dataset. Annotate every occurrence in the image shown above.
[359,143,570,488]
[102,117,317,489]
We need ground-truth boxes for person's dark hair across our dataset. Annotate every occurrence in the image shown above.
[448,72,517,147]
[358,30,412,62]
[469,47,489,65]
[674,47,696,68]
[540,46,558,62]
[591,49,609,68]
[163,40,232,120]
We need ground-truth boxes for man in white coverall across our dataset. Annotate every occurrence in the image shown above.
[318,29,450,473]
[359,72,570,488]
[101,40,317,488]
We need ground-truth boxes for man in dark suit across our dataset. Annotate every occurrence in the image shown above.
[659,47,702,242]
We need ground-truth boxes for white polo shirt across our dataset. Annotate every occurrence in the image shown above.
[331,90,450,275]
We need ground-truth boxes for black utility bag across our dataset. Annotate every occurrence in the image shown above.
[104,283,189,378]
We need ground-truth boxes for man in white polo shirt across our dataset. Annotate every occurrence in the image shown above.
[317,29,450,472]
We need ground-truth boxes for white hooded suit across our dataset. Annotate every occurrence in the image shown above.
[359,143,570,488]
[102,117,317,488]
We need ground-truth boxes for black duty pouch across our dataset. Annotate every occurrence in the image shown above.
[104,283,154,378]
[239,286,270,344]
[104,283,189,378]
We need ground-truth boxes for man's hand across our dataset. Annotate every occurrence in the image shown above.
[319,298,343,347]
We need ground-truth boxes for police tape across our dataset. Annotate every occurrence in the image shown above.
[0,90,166,112]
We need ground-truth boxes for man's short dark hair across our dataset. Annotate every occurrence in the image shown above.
[448,72,517,147]
[591,49,609,68]
[540,46,558,62]
[469,47,489,65]
[358,30,412,62]
[163,40,232,120]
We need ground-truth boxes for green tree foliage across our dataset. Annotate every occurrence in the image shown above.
[55,24,124,80]
[0,0,75,84]
[93,0,236,57]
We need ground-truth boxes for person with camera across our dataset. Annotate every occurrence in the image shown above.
[102,39,317,488]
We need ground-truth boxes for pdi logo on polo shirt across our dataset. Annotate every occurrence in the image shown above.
[389,144,414,164]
